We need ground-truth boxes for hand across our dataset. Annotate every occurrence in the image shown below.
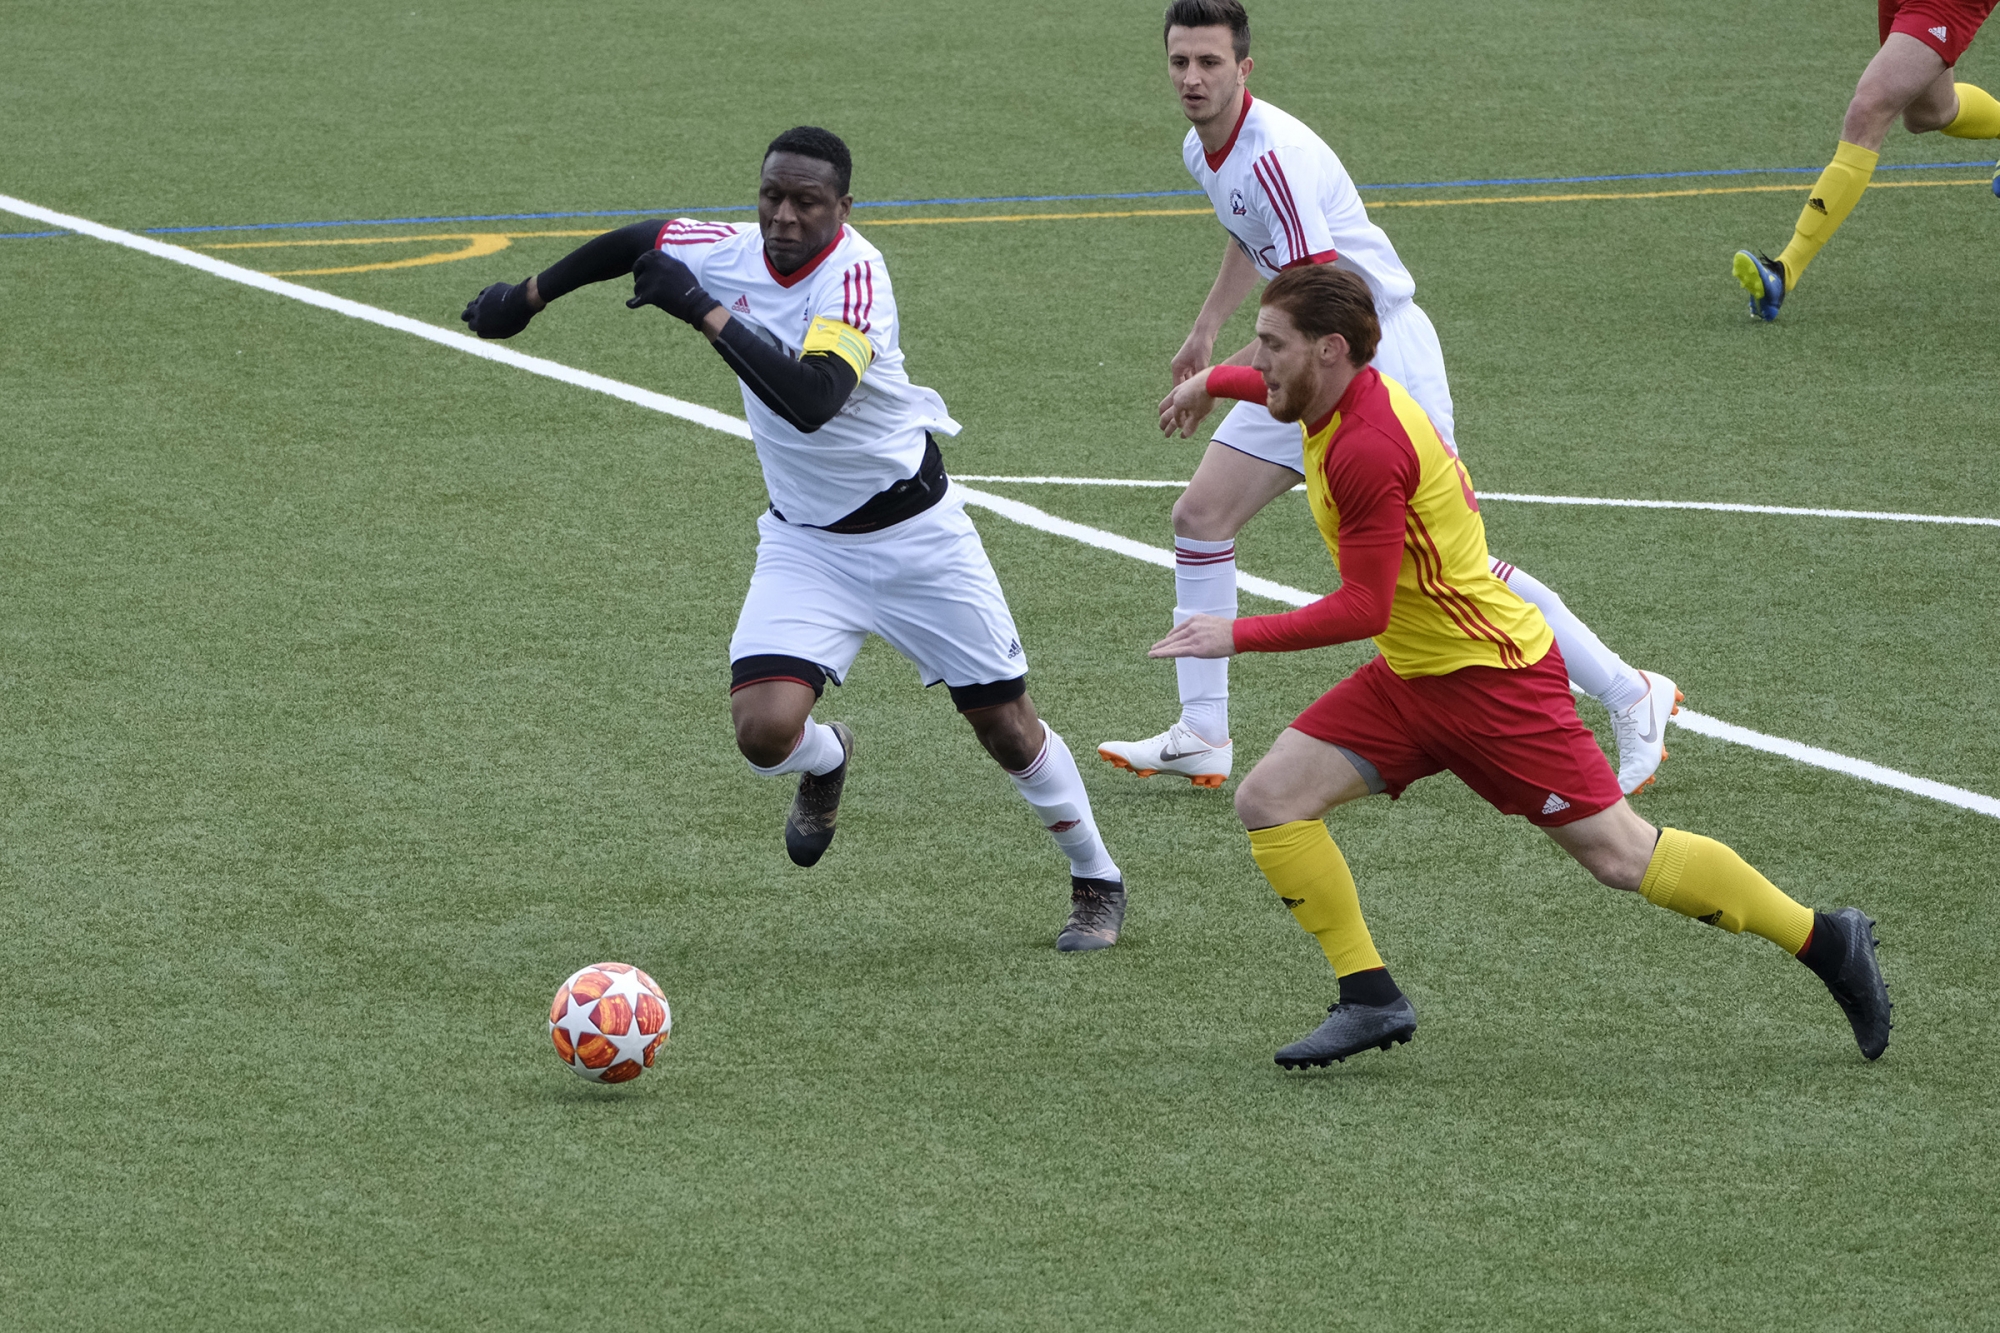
[1170,331,1214,386]
[1158,370,1218,439]
[1150,614,1237,659]
[460,280,535,339]
[626,250,722,327]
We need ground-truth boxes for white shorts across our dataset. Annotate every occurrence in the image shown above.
[1210,299,1457,471]
[729,486,1028,690]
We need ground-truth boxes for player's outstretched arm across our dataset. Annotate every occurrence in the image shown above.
[1171,241,1259,384]
[459,219,668,339]
[626,251,862,433]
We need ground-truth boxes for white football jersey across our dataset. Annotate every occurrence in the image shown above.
[656,219,960,527]
[1182,93,1417,311]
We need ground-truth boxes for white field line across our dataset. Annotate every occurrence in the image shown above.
[956,475,2000,529]
[9,190,1994,821]
[0,193,752,441]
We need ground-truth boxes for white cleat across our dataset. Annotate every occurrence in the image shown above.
[1097,721,1233,789]
[1609,671,1683,795]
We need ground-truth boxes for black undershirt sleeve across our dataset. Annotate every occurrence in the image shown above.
[711,321,860,433]
[536,219,861,432]
[534,219,668,302]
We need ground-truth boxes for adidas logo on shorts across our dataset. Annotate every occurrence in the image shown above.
[1930,24,1948,40]
[1540,793,1571,815]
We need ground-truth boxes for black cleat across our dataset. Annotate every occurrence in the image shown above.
[1275,995,1417,1069]
[1056,876,1126,952]
[1810,907,1893,1060]
[783,722,854,867]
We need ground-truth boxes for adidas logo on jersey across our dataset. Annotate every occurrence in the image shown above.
[731,294,751,313]
[1929,24,1948,39]
[1540,793,1571,815]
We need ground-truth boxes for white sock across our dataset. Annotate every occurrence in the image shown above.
[1007,723,1120,881]
[746,716,847,778]
[1491,558,1649,712]
[1174,538,1235,743]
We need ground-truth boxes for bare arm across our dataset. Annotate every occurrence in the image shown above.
[1170,241,1260,384]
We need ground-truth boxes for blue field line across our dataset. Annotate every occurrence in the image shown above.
[3,160,1990,240]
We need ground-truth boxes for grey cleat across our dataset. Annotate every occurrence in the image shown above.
[1275,995,1418,1069]
[783,722,854,867]
[1056,876,1126,952]
[1813,907,1893,1060]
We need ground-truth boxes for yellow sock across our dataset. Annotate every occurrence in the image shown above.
[1247,820,1383,975]
[1942,83,2000,138]
[1640,828,1814,955]
[1775,140,1879,287]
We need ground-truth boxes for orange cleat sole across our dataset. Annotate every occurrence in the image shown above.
[1098,748,1227,788]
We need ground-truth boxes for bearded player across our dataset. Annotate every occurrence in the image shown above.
[459,127,1128,952]
[1733,1,1999,320]
[1154,264,1892,1068]
[1099,0,1681,798]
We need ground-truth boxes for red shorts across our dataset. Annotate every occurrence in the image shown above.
[1880,0,1993,64]
[1292,645,1624,828]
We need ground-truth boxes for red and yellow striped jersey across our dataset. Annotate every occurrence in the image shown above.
[1230,366,1552,677]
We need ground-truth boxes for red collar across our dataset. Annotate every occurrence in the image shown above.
[1308,365,1374,437]
[1203,90,1254,171]
[764,225,846,288]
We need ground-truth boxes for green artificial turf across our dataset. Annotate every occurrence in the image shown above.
[3,2,1997,1328]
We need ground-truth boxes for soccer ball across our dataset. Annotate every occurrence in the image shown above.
[547,962,672,1083]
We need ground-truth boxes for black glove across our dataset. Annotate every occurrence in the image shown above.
[460,280,536,339]
[626,250,723,327]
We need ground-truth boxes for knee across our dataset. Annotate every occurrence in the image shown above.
[1233,772,1282,829]
[1171,490,1236,541]
[965,697,1043,771]
[1842,88,1901,140]
[733,712,798,769]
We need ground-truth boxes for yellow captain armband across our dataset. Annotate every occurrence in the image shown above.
[802,316,875,378]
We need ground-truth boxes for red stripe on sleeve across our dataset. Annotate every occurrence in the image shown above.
[1255,153,1313,264]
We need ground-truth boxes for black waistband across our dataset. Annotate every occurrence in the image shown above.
[773,434,949,535]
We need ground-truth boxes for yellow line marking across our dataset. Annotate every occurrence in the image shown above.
[198,178,1989,274]
[1367,178,1986,208]
[202,231,515,275]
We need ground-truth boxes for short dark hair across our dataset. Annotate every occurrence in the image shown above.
[1163,0,1250,60]
[1261,265,1380,364]
[764,125,852,195]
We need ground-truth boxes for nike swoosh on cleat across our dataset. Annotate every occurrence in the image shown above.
[1159,745,1213,762]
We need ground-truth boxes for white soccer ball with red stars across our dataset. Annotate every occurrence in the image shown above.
[547,962,671,1083]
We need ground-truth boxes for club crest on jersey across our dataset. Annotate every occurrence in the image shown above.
[731,294,751,313]
[1228,188,1248,216]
